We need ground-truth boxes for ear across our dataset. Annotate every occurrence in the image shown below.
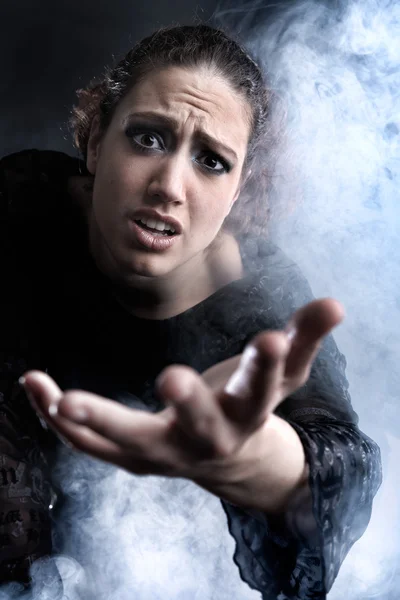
[86,114,103,175]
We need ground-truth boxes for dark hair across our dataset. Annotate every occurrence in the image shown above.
[70,24,278,235]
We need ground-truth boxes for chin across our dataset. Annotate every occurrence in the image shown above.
[118,250,174,281]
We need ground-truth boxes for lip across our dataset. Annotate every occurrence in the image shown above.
[128,219,179,252]
[130,208,183,235]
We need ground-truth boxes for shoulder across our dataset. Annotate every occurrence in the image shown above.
[0,148,86,215]
[239,234,310,284]
[237,235,315,328]
[0,149,87,278]
[191,236,315,360]
[1,148,84,179]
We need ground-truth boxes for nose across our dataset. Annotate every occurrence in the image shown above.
[146,155,187,205]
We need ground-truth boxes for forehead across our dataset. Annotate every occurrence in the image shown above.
[116,66,251,160]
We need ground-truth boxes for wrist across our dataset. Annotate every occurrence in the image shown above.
[199,416,308,514]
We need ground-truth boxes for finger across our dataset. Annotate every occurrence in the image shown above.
[284,298,344,390]
[156,365,238,458]
[20,370,75,447]
[221,331,290,428]
[202,355,241,392]
[21,371,146,464]
[26,371,166,447]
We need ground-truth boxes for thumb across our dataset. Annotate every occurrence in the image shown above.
[19,371,74,447]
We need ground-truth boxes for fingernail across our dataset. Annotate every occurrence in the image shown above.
[224,346,258,398]
[49,403,59,417]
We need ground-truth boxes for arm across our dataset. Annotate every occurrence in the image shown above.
[222,375,381,600]
[220,242,382,599]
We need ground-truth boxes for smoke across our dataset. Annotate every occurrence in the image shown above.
[214,0,399,598]
[48,444,258,600]
[0,0,399,598]
[0,437,261,600]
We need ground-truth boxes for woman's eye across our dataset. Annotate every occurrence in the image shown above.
[133,132,163,150]
[197,153,229,174]
[125,126,165,152]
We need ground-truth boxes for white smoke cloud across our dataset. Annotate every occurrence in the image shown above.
[21,443,261,600]
[215,0,400,597]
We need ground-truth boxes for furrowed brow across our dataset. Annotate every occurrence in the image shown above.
[124,111,180,129]
[196,131,238,163]
[124,111,238,162]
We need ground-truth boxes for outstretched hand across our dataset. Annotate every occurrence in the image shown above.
[21,298,344,512]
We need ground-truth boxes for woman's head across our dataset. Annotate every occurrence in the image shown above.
[70,25,273,290]
[72,25,270,177]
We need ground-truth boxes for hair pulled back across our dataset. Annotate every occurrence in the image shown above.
[70,24,278,235]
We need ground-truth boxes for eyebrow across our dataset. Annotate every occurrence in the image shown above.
[124,111,238,162]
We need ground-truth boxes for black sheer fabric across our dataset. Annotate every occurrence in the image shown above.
[222,421,382,600]
[0,149,382,597]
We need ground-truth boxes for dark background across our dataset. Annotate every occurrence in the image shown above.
[0,0,220,158]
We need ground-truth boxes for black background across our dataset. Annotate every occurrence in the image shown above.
[0,0,220,158]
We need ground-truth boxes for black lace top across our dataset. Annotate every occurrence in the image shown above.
[0,149,382,598]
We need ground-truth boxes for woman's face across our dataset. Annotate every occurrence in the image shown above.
[86,66,251,284]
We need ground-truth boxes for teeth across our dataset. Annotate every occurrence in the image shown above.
[138,217,176,234]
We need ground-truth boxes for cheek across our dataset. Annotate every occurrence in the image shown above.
[194,183,237,224]
[96,154,148,204]
[188,194,232,242]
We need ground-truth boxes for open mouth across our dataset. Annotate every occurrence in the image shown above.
[134,218,177,237]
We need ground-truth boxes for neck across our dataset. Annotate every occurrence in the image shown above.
[112,269,213,320]
[68,177,244,319]
[113,235,243,320]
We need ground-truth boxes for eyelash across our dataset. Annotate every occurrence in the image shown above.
[125,127,232,175]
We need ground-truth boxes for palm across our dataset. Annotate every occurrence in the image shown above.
[22,298,344,490]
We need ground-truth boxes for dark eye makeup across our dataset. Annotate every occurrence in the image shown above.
[125,126,165,152]
[124,125,232,175]
[196,152,231,175]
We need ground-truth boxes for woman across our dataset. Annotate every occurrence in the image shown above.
[0,24,381,599]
